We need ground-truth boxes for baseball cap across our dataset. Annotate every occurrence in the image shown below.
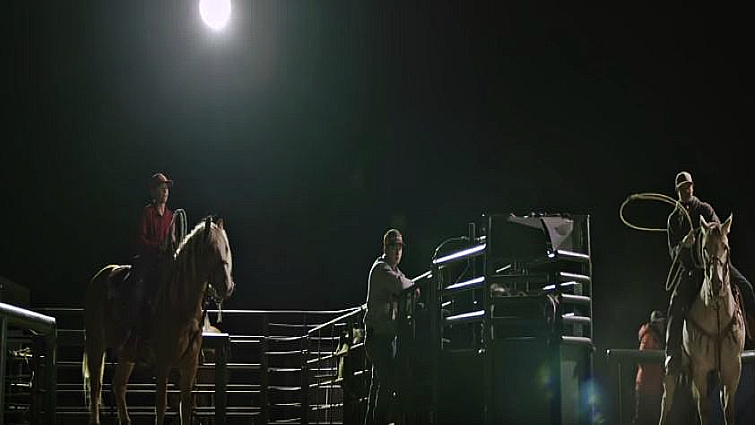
[383,229,404,248]
[149,173,174,189]
[674,171,693,190]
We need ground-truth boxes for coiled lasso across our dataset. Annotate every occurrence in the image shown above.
[619,193,694,291]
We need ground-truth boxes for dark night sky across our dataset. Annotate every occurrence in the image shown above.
[3,1,754,355]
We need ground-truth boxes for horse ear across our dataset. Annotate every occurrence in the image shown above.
[722,214,733,235]
[700,215,708,229]
[204,216,212,240]
[216,218,224,230]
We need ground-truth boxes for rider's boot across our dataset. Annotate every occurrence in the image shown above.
[664,313,683,375]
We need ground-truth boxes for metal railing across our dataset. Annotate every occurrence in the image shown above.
[305,306,366,425]
[1,302,57,425]
[31,307,359,424]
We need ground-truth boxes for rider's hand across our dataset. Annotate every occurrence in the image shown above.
[681,232,695,248]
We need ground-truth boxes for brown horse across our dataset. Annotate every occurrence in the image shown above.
[83,216,235,425]
[659,214,745,425]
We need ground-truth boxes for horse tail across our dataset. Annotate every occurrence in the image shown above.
[82,265,112,411]
[81,337,106,410]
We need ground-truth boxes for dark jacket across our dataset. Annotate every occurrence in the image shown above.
[667,195,719,270]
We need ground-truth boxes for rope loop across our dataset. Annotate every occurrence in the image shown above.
[620,193,695,292]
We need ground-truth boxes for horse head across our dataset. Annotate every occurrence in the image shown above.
[174,216,235,303]
[202,216,235,302]
[700,214,732,305]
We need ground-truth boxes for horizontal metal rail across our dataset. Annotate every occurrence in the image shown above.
[444,276,485,294]
[444,309,486,326]
[433,243,487,266]
[562,315,591,327]
[550,249,591,263]
[559,293,591,306]
[307,306,364,336]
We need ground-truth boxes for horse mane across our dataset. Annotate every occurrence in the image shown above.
[154,217,230,319]
[173,217,230,267]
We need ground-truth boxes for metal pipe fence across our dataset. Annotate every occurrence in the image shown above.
[24,307,360,424]
[1,302,57,425]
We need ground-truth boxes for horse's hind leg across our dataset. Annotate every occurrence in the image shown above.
[658,373,677,425]
[113,360,135,424]
[83,342,106,425]
[155,364,170,425]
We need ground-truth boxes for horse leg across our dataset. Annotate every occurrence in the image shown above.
[112,360,135,425]
[83,342,106,425]
[691,368,710,425]
[721,361,742,425]
[179,358,200,425]
[658,373,677,425]
[155,365,170,425]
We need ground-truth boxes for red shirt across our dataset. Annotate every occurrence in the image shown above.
[635,322,664,394]
[137,203,173,256]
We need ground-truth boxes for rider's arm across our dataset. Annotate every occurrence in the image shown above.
[667,212,683,260]
[701,202,720,224]
[373,262,414,296]
[668,210,696,268]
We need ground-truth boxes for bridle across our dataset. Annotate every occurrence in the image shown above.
[701,227,730,308]
[696,224,734,375]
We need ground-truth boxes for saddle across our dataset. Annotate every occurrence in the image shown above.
[106,265,152,336]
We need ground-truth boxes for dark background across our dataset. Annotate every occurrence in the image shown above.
[3,0,753,401]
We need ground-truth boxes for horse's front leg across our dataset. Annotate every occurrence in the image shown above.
[658,373,677,425]
[691,368,711,425]
[721,361,742,425]
[112,360,135,425]
[179,356,200,425]
[155,365,170,425]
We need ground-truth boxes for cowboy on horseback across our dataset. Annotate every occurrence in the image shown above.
[664,171,755,375]
[125,172,177,344]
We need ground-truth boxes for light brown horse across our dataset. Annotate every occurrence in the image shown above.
[83,216,235,425]
[659,214,745,425]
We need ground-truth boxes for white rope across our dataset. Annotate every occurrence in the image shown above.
[619,192,695,292]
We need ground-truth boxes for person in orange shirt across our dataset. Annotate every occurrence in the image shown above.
[633,310,666,425]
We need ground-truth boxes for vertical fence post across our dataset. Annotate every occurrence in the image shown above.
[31,332,43,425]
[344,315,355,425]
[301,315,309,425]
[606,350,623,425]
[0,317,7,425]
[212,333,228,425]
[45,325,57,425]
[260,315,269,425]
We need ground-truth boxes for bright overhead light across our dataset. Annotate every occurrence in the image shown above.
[199,0,232,31]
